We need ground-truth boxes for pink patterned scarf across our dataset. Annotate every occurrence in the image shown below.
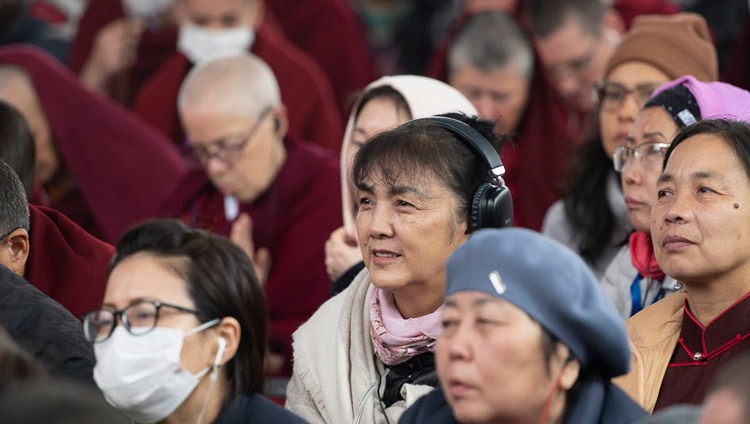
[369,286,444,366]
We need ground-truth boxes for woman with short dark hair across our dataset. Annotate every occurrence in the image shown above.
[84,219,304,423]
[288,113,510,423]
[618,119,750,412]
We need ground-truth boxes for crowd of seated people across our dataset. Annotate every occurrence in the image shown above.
[0,0,748,422]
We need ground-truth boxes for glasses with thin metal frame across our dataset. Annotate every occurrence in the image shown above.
[186,106,272,166]
[595,81,661,112]
[613,142,670,173]
[82,299,206,343]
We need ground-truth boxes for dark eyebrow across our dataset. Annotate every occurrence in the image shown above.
[642,131,668,140]
[354,180,373,193]
[656,173,673,185]
[691,171,716,180]
[657,171,719,186]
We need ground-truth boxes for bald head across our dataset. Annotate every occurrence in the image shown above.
[178,53,280,120]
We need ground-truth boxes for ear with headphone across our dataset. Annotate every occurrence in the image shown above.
[273,117,280,132]
[411,116,513,230]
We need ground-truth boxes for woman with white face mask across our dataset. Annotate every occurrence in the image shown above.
[82,219,305,424]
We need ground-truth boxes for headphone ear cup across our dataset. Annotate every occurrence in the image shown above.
[470,183,514,231]
[470,183,492,231]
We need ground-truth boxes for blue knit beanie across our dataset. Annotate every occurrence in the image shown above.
[445,228,631,378]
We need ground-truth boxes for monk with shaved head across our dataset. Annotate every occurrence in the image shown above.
[165,53,342,378]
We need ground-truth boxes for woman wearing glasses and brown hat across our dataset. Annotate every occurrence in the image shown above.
[82,219,305,423]
[542,12,718,279]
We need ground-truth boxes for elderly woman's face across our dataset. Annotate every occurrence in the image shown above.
[356,170,468,296]
[436,292,570,423]
[652,134,750,283]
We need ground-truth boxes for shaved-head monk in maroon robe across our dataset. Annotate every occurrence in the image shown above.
[162,53,342,376]
[70,0,343,151]
[0,158,113,319]
[0,45,189,244]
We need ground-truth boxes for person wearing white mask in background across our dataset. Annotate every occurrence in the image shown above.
[83,219,305,423]
[325,75,478,294]
[70,0,342,150]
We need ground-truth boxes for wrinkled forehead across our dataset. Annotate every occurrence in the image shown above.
[356,165,442,194]
[662,134,750,183]
[630,107,679,143]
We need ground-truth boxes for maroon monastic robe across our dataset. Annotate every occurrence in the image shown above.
[132,21,343,152]
[25,205,114,318]
[264,0,379,117]
[0,45,189,244]
[161,135,342,375]
[68,0,178,105]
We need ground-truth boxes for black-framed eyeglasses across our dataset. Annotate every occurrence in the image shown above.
[186,106,272,166]
[82,299,207,343]
[596,81,661,112]
[613,142,670,173]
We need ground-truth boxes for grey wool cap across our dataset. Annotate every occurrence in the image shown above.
[445,228,631,379]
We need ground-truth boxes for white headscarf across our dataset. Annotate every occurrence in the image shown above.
[340,75,478,235]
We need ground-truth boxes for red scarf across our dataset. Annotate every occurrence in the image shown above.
[629,231,665,280]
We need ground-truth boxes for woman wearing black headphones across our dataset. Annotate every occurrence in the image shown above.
[286,113,511,423]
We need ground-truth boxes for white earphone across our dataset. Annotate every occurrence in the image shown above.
[214,337,227,369]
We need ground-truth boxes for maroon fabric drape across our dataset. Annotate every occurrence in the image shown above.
[614,0,681,29]
[264,0,379,118]
[132,21,344,152]
[161,134,342,376]
[424,13,576,230]
[24,205,115,318]
[67,0,178,104]
[0,45,189,244]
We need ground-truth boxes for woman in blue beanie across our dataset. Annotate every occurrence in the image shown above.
[400,228,647,424]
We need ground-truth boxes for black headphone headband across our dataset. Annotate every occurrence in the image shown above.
[409,116,506,183]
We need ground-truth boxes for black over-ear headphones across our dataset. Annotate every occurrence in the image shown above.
[411,116,513,230]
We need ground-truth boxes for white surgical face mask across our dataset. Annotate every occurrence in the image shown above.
[177,23,255,64]
[93,319,219,423]
[123,0,172,25]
